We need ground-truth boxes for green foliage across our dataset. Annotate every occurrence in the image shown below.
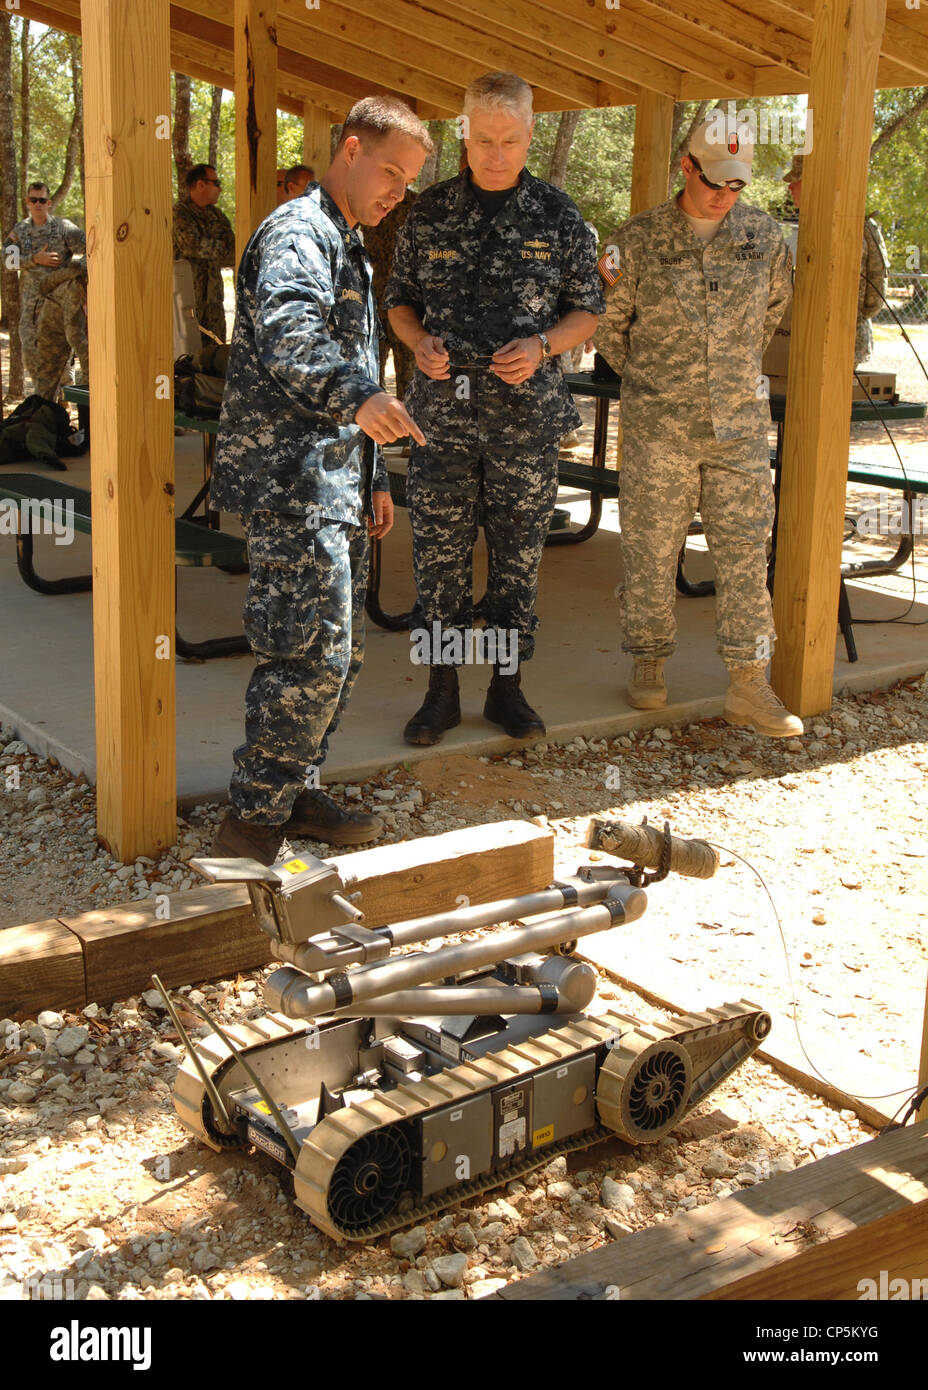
[11,21,82,223]
[867,88,928,266]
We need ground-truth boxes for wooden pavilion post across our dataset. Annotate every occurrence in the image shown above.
[771,0,888,715]
[303,101,330,179]
[629,90,674,216]
[234,0,278,261]
[82,0,175,862]
[918,970,928,1122]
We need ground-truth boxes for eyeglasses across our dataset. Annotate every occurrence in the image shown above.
[688,156,745,194]
[202,177,221,188]
[28,196,49,205]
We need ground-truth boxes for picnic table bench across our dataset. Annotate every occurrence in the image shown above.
[0,472,249,661]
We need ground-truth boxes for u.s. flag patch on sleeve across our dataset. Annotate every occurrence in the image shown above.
[597,244,622,286]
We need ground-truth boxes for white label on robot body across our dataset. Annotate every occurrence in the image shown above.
[557,1066,568,1078]
[450,1108,463,1122]
[499,1118,526,1156]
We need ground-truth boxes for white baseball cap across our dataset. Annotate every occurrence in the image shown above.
[688,115,754,186]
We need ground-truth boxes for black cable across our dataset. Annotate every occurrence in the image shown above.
[710,841,920,1106]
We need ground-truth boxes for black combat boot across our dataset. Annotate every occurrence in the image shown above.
[483,665,545,738]
[403,665,461,746]
[211,811,284,866]
[285,788,384,846]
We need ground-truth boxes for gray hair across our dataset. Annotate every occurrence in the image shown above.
[463,72,533,125]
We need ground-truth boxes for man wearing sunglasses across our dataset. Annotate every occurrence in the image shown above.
[3,180,84,394]
[595,115,801,738]
[172,163,235,346]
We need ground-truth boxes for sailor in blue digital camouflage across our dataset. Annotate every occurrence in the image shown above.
[172,164,236,345]
[210,99,431,866]
[595,115,802,738]
[782,154,889,367]
[3,181,85,392]
[385,72,603,745]
[34,259,89,400]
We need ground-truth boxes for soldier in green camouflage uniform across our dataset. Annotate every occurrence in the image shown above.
[3,182,85,392]
[172,164,235,345]
[363,190,418,400]
[209,99,430,867]
[595,117,801,737]
[782,155,889,367]
[385,73,603,745]
[34,260,89,400]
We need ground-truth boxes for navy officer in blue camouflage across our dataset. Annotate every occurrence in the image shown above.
[211,98,431,866]
[385,72,604,746]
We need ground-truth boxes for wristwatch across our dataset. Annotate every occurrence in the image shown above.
[537,332,552,359]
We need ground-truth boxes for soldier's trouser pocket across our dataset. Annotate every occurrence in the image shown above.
[242,511,320,661]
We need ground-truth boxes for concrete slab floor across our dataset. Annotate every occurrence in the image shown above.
[1,434,927,805]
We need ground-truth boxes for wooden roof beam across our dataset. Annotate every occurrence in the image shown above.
[531,0,755,93]
[634,0,810,79]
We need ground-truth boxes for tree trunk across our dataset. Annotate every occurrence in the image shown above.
[870,87,928,159]
[548,109,582,189]
[208,84,222,169]
[669,100,713,193]
[51,34,83,211]
[173,72,192,190]
[419,118,445,188]
[18,19,30,210]
[0,15,23,398]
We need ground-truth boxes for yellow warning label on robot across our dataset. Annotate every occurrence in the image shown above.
[254,1101,272,1115]
[283,858,309,874]
[532,1124,554,1147]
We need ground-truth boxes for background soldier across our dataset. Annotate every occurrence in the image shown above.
[595,116,801,737]
[363,188,418,401]
[209,98,430,866]
[386,71,603,746]
[3,180,84,392]
[172,163,235,345]
[782,154,889,367]
[34,259,89,403]
[284,164,315,200]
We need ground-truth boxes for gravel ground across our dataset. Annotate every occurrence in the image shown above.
[2,674,927,1302]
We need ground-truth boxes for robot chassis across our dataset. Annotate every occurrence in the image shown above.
[158,818,771,1242]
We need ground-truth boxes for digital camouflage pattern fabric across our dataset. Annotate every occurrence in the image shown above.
[172,194,235,344]
[363,189,418,400]
[384,169,604,662]
[3,213,85,389]
[211,185,387,523]
[856,216,889,367]
[34,261,88,400]
[595,195,792,667]
[211,185,387,825]
[229,514,370,824]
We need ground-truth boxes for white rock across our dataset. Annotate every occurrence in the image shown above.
[37,1011,64,1030]
[701,1149,731,1180]
[604,1217,632,1240]
[389,1226,428,1260]
[546,1181,574,1202]
[770,1154,796,1175]
[7,1083,36,1104]
[54,1027,89,1058]
[469,1278,508,1298]
[141,990,166,1010]
[431,1288,465,1300]
[84,1284,110,1300]
[453,1224,478,1251]
[601,1177,635,1212]
[431,1252,468,1288]
[510,1236,537,1271]
[71,1227,105,1251]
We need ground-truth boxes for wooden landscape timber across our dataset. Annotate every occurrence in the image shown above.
[0,821,553,1017]
[487,1119,928,1301]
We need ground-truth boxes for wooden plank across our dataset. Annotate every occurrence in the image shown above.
[82,0,176,864]
[0,921,85,1018]
[629,90,674,217]
[919,968,928,1123]
[4,822,553,1011]
[771,0,888,717]
[328,819,554,928]
[494,1121,928,1300]
[234,0,278,262]
[302,103,331,178]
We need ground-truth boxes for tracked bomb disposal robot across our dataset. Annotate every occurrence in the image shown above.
[158,818,770,1241]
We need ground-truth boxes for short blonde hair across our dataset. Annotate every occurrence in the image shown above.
[463,72,533,125]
